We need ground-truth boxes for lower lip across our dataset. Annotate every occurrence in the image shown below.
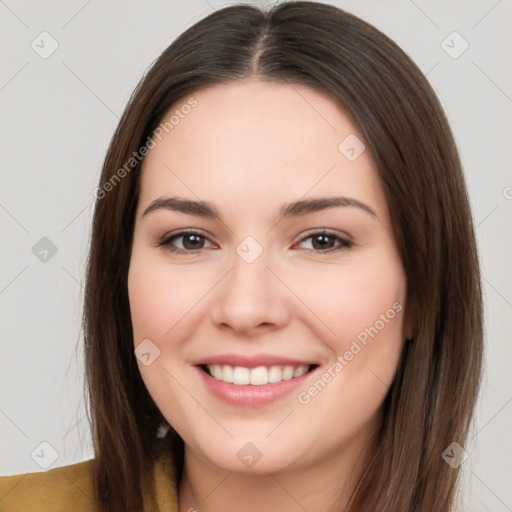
[196,366,315,406]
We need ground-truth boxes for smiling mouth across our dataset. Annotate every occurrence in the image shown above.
[200,364,318,386]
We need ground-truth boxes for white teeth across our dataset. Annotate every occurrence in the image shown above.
[250,366,268,386]
[268,366,282,383]
[222,365,233,383]
[282,366,294,380]
[206,364,310,385]
[232,366,250,385]
[294,366,308,378]
[211,364,223,380]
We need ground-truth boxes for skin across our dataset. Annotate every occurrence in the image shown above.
[128,79,413,511]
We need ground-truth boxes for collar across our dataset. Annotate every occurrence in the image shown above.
[147,448,179,511]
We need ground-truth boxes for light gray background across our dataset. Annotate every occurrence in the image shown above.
[0,1,511,510]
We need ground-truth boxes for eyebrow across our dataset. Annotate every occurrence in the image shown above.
[142,196,377,221]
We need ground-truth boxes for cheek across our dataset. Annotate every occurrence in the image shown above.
[298,256,406,341]
[128,253,203,344]
[289,262,406,444]
[127,251,200,427]
[298,252,407,389]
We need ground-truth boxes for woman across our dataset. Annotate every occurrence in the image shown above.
[0,2,483,511]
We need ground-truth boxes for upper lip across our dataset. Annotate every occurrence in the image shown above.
[192,354,317,368]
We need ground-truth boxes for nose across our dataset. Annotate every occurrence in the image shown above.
[211,249,291,338]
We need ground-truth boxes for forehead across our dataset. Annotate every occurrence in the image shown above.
[138,79,387,223]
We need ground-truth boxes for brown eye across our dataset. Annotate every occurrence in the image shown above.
[177,233,205,250]
[157,230,215,254]
[296,231,353,253]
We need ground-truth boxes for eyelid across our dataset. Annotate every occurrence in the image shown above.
[293,229,353,252]
[155,228,217,250]
[294,228,352,244]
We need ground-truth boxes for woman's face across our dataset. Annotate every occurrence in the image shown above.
[128,80,410,475]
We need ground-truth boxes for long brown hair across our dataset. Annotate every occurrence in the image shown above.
[83,2,483,510]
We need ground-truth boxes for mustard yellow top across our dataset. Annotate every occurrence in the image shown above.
[0,451,178,512]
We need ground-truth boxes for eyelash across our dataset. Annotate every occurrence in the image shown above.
[156,229,353,255]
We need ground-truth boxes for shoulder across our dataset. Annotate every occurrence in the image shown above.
[0,459,97,512]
